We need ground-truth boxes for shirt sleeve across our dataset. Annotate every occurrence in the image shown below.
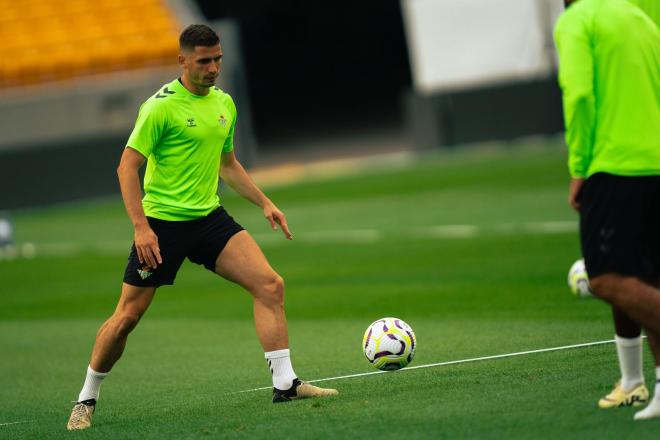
[554,14,596,178]
[126,100,167,158]
[222,96,237,153]
[629,0,660,30]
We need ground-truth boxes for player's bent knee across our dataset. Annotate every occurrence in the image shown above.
[588,275,609,299]
[589,274,619,301]
[255,274,285,305]
[267,275,285,302]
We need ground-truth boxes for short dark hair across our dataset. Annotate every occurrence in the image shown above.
[179,24,220,52]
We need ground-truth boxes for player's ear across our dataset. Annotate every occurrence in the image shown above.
[178,53,187,69]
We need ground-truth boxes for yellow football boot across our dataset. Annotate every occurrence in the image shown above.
[598,381,648,408]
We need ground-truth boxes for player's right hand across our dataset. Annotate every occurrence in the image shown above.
[568,177,584,212]
[134,224,162,269]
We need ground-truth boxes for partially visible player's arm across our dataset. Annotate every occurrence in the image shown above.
[117,147,162,267]
[567,177,584,212]
[220,150,292,240]
[554,17,596,180]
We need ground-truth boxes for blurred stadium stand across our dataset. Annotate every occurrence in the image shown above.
[0,0,180,88]
[0,0,256,209]
[0,0,566,209]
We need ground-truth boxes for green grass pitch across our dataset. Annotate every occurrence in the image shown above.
[1,143,658,438]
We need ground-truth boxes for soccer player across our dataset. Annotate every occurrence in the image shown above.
[554,0,660,420]
[66,24,338,431]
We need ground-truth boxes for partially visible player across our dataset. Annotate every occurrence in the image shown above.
[66,24,337,431]
[555,0,660,419]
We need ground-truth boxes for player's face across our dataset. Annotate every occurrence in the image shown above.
[180,44,223,88]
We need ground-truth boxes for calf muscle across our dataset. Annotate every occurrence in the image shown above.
[89,284,155,372]
[591,274,660,335]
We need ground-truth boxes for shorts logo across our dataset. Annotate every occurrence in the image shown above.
[186,118,197,127]
[219,115,227,127]
[137,266,153,280]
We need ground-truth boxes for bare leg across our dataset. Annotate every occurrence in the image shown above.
[634,282,660,419]
[593,274,660,416]
[645,278,660,366]
[648,278,660,366]
[213,230,338,398]
[214,231,287,351]
[590,274,660,336]
[608,305,645,391]
[647,333,660,366]
[90,283,156,372]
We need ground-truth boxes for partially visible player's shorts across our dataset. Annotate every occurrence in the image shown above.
[123,207,244,287]
[579,172,660,284]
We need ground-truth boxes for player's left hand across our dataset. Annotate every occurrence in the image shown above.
[568,177,584,212]
[264,203,293,240]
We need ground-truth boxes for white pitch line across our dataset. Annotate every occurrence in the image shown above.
[522,221,578,234]
[0,338,623,429]
[0,420,31,427]
[298,229,382,244]
[234,338,622,394]
[413,225,479,239]
[2,221,578,260]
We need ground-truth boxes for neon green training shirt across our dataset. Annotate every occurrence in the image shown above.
[630,0,660,29]
[126,78,236,220]
[554,0,660,178]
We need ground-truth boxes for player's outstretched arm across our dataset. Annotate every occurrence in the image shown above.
[220,151,292,240]
[117,147,163,267]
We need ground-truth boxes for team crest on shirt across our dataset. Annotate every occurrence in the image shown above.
[186,118,197,127]
[219,115,227,127]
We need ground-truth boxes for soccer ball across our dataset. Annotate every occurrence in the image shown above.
[568,258,593,298]
[363,317,416,371]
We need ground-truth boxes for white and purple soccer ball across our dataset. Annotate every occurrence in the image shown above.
[568,258,593,298]
[363,317,416,371]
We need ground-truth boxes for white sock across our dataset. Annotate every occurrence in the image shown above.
[615,335,644,390]
[265,349,297,390]
[77,365,108,402]
[634,367,660,420]
[653,367,660,403]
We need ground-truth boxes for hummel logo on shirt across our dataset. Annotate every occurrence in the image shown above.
[155,87,176,99]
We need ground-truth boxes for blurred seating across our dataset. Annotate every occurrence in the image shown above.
[0,0,181,88]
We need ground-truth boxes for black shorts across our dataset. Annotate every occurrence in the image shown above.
[579,173,660,283]
[123,207,244,287]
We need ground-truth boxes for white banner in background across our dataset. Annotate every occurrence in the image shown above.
[401,0,563,94]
